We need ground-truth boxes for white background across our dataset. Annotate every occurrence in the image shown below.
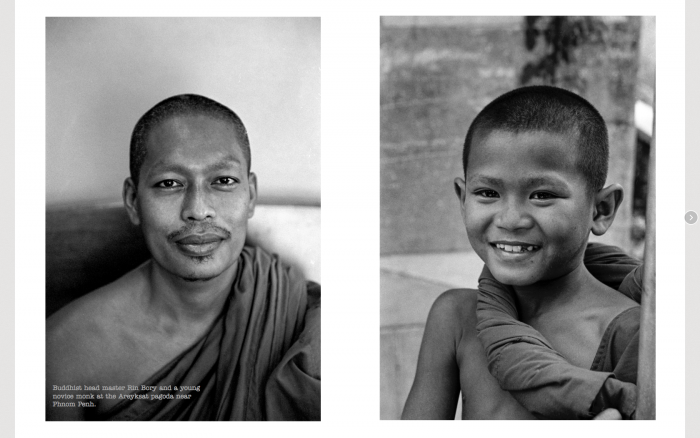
[13,1,686,437]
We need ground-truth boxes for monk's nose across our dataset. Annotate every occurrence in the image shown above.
[181,185,215,222]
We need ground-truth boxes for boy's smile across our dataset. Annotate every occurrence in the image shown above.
[457,130,596,287]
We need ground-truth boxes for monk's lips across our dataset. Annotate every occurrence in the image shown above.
[175,233,226,245]
[174,233,228,257]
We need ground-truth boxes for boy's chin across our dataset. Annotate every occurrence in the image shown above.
[488,265,540,287]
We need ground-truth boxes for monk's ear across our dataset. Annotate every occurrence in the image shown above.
[123,177,141,226]
[454,177,468,225]
[246,172,258,219]
[591,183,624,236]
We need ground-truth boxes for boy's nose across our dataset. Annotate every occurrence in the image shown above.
[494,202,533,231]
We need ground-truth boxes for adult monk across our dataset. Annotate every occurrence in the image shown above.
[46,94,320,421]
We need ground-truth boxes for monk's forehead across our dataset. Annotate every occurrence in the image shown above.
[144,114,247,164]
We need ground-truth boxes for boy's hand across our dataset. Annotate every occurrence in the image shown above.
[593,408,622,420]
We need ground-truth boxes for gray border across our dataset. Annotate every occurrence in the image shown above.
[1,0,14,436]
[687,2,698,435]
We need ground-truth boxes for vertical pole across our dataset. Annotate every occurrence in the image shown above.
[636,91,656,419]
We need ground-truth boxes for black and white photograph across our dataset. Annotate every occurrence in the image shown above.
[380,16,656,420]
[44,17,320,421]
[10,1,690,436]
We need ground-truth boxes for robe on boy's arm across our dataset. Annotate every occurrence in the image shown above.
[476,243,641,419]
[95,246,321,421]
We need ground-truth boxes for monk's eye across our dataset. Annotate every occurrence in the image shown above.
[531,191,556,200]
[213,177,239,186]
[475,189,499,198]
[154,179,183,189]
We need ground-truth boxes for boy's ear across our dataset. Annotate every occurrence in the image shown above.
[454,177,468,223]
[591,183,624,236]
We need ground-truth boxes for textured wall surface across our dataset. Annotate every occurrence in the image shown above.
[381,18,525,255]
[380,17,643,255]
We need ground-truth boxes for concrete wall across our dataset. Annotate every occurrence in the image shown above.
[381,17,525,255]
[46,18,320,207]
[380,16,644,255]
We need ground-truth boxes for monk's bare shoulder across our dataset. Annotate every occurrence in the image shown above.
[46,263,150,382]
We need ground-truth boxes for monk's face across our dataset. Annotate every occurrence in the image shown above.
[456,130,595,287]
[128,114,256,282]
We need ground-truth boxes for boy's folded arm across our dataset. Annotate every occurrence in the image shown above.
[402,290,463,419]
[474,244,641,419]
[477,288,617,419]
[496,341,636,419]
[591,376,637,419]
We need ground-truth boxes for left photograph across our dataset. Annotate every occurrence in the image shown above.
[45,17,320,421]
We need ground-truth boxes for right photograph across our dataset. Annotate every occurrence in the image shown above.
[380,16,656,420]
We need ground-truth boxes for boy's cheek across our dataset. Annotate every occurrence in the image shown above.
[465,232,491,265]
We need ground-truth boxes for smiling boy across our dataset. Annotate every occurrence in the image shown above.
[403,86,640,419]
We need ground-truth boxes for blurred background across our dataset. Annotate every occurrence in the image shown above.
[46,17,320,207]
[380,16,655,419]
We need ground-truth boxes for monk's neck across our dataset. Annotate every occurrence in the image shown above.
[143,259,238,326]
[512,262,599,322]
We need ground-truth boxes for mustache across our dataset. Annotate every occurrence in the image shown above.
[167,222,232,241]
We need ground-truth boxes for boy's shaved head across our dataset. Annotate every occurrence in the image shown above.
[130,94,251,188]
[463,86,608,193]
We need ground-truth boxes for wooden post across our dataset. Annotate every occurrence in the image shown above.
[635,92,656,419]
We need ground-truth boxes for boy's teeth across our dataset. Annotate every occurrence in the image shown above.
[496,243,539,253]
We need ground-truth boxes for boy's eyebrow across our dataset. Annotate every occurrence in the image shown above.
[467,174,568,189]
[467,174,504,187]
[522,176,568,189]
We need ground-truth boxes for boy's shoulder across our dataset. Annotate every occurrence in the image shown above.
[426,288,479,339]
[430,288,477,316]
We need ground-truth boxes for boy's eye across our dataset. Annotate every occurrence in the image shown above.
[475,189,499,198]
[154,179,182,189]
[213,177,239,186]
[531,191,555,200]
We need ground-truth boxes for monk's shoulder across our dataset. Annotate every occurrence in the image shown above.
[46,264,149,380]
[48,264,146,332]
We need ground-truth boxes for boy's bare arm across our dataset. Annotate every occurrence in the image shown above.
[402,291,463,419]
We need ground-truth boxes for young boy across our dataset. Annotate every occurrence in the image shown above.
[402,86,641,420]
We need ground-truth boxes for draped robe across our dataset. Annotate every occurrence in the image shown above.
[95,246,320,421]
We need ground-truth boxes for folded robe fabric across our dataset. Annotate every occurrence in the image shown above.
[476,243,642,419]
[95,246,321,421]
